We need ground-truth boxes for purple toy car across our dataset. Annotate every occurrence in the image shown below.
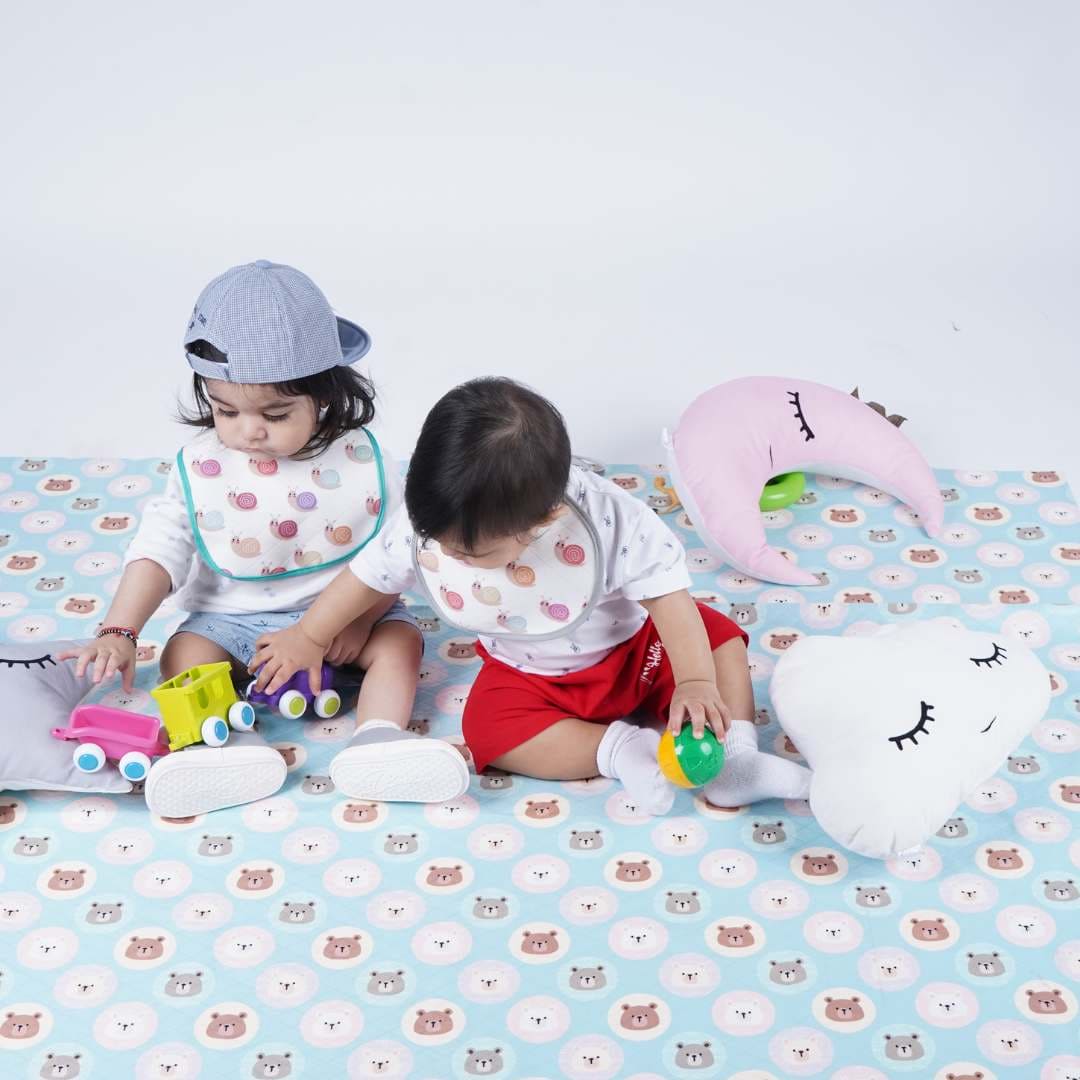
[246,663,341,720]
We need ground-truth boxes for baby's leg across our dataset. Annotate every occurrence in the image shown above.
[329,621,469,802]
[144,629,286,818]
[701,637,811,807]
[490,718,605,779]
[353,621,424,729]
[492,718,675,817]
[159,631,235,680]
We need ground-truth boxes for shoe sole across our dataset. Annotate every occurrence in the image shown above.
[144,745,286,818]
[330,738,470,802]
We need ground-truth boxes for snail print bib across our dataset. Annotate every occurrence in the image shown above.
[177,429,386,580]
[412,498,603,639]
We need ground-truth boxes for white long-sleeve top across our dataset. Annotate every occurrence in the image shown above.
[123,435,402,615]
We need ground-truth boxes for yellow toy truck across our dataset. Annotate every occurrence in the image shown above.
[151,662,255,751]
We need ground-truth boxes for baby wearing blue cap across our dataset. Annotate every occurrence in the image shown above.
[61,261,469,815]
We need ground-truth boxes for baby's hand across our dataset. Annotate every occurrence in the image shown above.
[325,617,373,667]
[57,636,137,693]
[249,624,328,695]
[667,679,732,740]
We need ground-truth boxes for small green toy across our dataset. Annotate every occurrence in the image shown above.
[759,472,806,512]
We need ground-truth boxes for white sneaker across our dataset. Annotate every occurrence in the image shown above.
[144,733,286,818]
[330,723,470,802]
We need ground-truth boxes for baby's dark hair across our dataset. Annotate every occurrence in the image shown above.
[179,339,375,459]
[406,377,572,550]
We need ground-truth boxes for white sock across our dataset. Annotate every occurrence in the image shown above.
[703,719,811,807]
[356,718,398,732]
[596,720,675,817]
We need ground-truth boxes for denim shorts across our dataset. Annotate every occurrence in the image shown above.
[174,600,419,667]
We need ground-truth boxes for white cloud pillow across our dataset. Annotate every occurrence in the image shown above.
[769,619,1050,858]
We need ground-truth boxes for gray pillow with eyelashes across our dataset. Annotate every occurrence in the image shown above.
[0,640,133,793]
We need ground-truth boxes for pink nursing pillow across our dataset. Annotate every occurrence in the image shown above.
[665,377,944,586]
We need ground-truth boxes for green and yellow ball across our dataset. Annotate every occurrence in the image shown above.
[657,724,725,788]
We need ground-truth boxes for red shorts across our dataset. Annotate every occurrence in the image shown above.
[462,603,747,773]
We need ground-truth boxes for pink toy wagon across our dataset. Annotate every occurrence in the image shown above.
[51,704,169,782]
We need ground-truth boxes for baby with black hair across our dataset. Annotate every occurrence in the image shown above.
[62,261,469,815]
[253,377,811,814]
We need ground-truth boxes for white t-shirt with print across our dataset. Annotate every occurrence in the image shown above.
[123,436,402,616]
[349,466,693,675]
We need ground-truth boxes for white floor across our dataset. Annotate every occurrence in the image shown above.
[2,1,1077,487]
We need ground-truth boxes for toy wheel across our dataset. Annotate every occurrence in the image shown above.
[118,751,151,782]
[73,742,106,773]
[201,715,230,747]
[229,701,256,731]
[313,689,341,719]
[278,690,307,720]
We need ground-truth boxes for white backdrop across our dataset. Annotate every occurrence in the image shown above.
[1,1,1077,484]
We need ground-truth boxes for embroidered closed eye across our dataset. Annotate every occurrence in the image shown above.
[787,390,815,442]
[970,643,1007,668]
[0,654,56,670]
[888,700,935,750]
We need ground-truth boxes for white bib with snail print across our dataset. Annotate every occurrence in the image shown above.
[177,429,386,581]
[412,499,603,639]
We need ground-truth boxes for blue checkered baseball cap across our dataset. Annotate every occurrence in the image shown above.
[183,260,371,383]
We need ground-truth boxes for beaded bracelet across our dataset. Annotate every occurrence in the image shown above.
[96,625,139,646]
